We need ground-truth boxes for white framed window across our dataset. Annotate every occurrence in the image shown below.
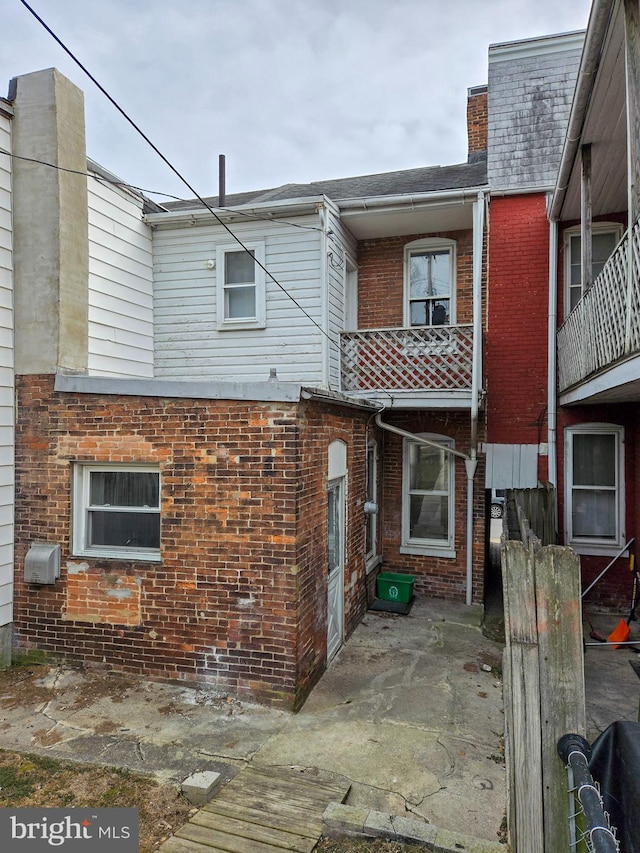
[401,434,455,556]
[365,441,378,565]
[216,241,266,330]
[564,223,622,316]
[404,238,456,327]
[73,464,161,561]
[565,424,625,553]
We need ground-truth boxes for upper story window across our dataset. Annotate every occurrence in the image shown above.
[216,241,266,330]
[564,223,622,315]
[404,238,456,327]
[73,464,161,561]
[565,424,625,553]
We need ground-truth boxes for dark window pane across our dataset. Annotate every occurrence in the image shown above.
[90,471,159,508]
[409,494,448,540]
[89,511,160,548]
[573,434,616,487]
[572,490,616,539]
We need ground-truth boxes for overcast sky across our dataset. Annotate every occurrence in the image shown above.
[3,0,593,201]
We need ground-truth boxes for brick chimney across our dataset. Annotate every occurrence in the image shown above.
[467,84,488,158]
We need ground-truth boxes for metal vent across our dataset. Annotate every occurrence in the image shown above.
[24,543,60,584]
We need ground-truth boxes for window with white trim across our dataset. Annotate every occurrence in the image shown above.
[73,465,161,560]
[402,435,455,555]
[404,238,455,327]
[565,424,624,551]
[365,441,378,562]
[216,241,266,329]
[564,223,622,315]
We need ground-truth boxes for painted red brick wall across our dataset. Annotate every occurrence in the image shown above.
[378,411,486,603]
[357,230,474,330]
[486,194,549,478]
[14,376,370,709]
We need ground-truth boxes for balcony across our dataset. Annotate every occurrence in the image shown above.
[340,325,474,403]
[557,220,640,396]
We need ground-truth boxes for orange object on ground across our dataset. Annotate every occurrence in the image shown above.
[608,618,631,648]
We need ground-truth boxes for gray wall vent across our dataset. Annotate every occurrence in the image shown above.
[24,543,61,584]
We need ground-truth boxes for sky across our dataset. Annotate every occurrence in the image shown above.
[2,0,593,202]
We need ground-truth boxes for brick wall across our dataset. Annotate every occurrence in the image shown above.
[467,88,488,155]
[378,411,486,603]
[14,376,370,708]
[356,230,474,330]
[486,193,549,481]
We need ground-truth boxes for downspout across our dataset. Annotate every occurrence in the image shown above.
[319,205,329,388]
[547,216,558,490]
[468,190,485,605]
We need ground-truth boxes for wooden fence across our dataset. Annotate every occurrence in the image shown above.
[501,489,586,852]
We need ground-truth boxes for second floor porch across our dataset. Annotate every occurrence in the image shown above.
[340,323,478,409]
[557,219,640,405]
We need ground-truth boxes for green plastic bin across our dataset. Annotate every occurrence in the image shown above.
[376,572,415,603]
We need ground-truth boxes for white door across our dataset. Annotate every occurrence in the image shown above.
[327,478,344,661]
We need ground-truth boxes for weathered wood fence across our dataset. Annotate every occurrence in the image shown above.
[501,488,586,853]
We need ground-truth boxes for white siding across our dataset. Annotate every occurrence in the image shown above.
[325,205,356,390]
[153,214,325,384]
[0,112,13,629]
[87,175,154,377]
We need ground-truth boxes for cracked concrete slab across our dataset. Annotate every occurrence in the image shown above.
[0,599,507,845]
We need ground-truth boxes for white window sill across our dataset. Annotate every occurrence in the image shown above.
[73,549,162,563]
[218,320,266,331]
[400,545,456,559]
[365,554,383,574]
[568,543,628,558]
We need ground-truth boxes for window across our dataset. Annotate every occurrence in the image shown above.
[365,441,378,563]
[565,424,624,552]
[216,241,266,329]
[402,435,455,555]
[73,465,161,560]
[564,224,622,315]
[404,239,455,327]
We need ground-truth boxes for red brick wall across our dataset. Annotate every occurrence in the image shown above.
[357,230,474,330]
[467,89,488,155]
[486,194,549,479]
[378,411,486,603]
[14,376,370,709]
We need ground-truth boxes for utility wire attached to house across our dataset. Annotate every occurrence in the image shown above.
[16,0,333,342]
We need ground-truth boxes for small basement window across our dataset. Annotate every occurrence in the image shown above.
[73,465,161,561]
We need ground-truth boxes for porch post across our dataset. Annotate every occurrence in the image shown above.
[624,0,640,351]
[580,143,592,292]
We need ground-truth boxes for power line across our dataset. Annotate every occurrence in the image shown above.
[16,0,333,340]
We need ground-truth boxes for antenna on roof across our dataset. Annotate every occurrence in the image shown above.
[218,154,226,208]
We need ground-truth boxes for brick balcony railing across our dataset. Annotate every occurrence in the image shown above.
[557,219,640,392]
[340,325,474,392]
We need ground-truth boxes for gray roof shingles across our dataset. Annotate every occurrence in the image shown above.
[162,152,487,212]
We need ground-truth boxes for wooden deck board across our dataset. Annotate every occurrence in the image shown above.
[158,765,350,853]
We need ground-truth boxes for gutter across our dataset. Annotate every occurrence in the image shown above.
[337,186,488,213]
[549,0,615,221]
[547,217,559,491]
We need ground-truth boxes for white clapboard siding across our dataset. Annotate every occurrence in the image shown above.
[153,214,326,383]
[325,207,357,389]
[0,112,13,628]
[87,175,154,377]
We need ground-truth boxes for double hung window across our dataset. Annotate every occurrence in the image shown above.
[402,435,454,555]
[405,239,455,327]
[216,241,266,329]
[565,424,624,551]
[73,465,161,560]
[565,224,622,315]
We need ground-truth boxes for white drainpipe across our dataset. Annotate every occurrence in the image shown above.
[547,217,558,490]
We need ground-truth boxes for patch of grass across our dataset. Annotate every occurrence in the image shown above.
[11,649,51,667]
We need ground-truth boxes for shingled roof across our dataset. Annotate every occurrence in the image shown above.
[162,152,487,212]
